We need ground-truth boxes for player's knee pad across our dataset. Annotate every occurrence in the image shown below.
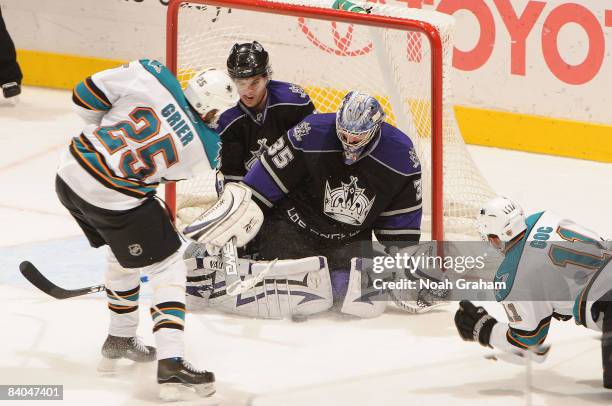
[144,250,187,300]
[105,250,140,301]
[105,250,141,335]
[106,253,140,287]
[340,258,386,318]
[574,258,612,331]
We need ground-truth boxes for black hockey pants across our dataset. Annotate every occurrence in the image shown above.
[0,7,22,86]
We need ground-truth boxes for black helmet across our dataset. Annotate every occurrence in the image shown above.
[227,41,270,79]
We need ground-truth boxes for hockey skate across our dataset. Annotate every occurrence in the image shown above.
[1,82,20,105]
[158,357,215,401]
[97,335,156,372]
[2,82,21,99]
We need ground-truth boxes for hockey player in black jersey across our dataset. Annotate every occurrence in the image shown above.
[184,91,445,318]
[243,90,422,257]
[216,41,315,183]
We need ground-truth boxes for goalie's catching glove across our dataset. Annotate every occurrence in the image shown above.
[454,300,497,347]
[183,182,263,249]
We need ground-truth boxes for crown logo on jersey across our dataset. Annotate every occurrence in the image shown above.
[289,84,308,98]
[324,176,375,225]
[291,122,311,142]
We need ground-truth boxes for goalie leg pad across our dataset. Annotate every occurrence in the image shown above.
[340,258,386,318]
[185,255,223,311]
[186,254,333,318]
[183,182,263,248]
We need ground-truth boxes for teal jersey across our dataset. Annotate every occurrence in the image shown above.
[492,210,610,349]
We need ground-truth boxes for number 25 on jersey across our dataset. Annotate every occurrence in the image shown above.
[94,107,178,180]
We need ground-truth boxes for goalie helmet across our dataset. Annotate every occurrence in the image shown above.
[226,41,270,79]
[477,196,527,249]
[184,68,239,124]
[336,91,386,164]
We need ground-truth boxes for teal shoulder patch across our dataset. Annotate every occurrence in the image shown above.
[494,212,545,301]
[139,59,220,167]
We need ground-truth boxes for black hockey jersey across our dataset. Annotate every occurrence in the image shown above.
[243,113,423,244]
[215,80,315,182]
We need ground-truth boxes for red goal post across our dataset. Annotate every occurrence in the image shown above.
[165,0,491,241]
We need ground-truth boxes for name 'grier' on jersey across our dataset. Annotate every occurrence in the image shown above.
[161,103,194,147]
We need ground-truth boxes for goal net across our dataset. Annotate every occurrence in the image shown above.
[165,0,495,239]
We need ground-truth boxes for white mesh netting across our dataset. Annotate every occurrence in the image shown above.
[169,0,495,237]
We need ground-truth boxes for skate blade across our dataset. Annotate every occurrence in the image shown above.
[159,382,216,402]
[0,96,19,106]
[97,357,118,374]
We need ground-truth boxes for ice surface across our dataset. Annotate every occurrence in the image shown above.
[1,87,611,405]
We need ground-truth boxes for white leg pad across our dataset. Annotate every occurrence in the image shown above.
[187,255,333,318]
[340,258,386,318]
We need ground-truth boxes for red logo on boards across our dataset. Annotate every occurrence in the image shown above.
[298,17,373,56]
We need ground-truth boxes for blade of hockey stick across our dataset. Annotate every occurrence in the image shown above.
[19,261,105,299]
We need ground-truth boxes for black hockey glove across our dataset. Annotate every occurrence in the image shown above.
[454,300,497,347]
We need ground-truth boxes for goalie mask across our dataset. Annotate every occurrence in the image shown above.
[336,91,385,164]
[184,68,239,125]
[477,196,527,251]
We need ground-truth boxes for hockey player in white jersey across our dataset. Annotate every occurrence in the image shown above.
[454,196,612,388]
[56,59,238,400]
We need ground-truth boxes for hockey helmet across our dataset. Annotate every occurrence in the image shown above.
[184,68,239,124]
[227,41,270,79]
[477,196,527,250]
[336,91,386,164]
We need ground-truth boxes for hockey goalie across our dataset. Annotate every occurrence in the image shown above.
[182,90,449,319]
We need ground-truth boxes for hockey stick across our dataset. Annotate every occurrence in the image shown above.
[225,258,278,296]
[19,261,105,299]
[219,237,278,296]
[20,236,271,300]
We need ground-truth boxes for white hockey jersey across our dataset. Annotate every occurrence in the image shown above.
[489,211,611,351]
[57,59,219,210]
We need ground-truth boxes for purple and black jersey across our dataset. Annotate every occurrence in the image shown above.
[243,113,423,244]
[215,80,315,182]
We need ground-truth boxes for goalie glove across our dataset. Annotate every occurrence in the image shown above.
[454,300,497,347]
[183,182,263,249]
[385,242,450,314]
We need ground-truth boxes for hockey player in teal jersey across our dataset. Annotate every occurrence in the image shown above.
[56,59,238,400]
[454,196,612,388]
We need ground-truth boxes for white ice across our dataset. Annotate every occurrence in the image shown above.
[1,87,611,405]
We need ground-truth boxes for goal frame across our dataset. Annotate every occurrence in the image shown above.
[165,0,444,240]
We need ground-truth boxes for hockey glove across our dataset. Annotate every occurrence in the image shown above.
[183,182,263,249]
[454,300,497,347]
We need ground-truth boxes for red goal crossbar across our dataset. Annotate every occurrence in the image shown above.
[165,0,444,240]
